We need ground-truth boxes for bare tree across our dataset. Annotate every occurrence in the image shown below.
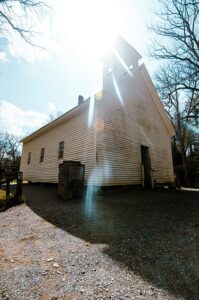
[6,133,20,162]
[47,110,63,123]
[156,64,198,168]
[0,132,21,165]
[149,0,199,186]
[0,132,7,164]
[149,0,199,94]
[0,0,48,46]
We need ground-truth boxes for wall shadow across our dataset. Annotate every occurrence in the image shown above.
[24,184,199,299]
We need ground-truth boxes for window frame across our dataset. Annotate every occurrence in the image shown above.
[27,152,31,165]
[40,147,45,163]
[58,141,64,159]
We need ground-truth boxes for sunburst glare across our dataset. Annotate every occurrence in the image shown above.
[112,47,133,77]
[54,0,125,61]
[112,74,124,105]
[88,95,95,127]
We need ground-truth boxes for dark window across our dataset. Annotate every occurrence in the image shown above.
[27,152,31,165]
[58,141,64,159]
[141,145,152,188]
[40,148,45,162]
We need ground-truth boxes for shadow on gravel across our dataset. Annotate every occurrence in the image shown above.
[24,183,199,300]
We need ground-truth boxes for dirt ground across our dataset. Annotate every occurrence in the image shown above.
[0,184,199,300]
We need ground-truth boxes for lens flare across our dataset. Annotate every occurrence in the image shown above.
[112,74,124,105]
[88,96,95,127]
[85,161,112,216]
[94,118,105,131]
[112,47,133,77]
[85,171,96,217]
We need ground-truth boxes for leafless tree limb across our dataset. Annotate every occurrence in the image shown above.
[0,0,49,47]
[149,0,199,94]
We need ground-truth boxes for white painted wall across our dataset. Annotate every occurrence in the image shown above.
[20,108,96,183]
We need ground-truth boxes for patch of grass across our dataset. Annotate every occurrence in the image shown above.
[0,189,8,211]
[0,189,6,200]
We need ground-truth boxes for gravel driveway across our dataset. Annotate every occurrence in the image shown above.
[0,184,199,300]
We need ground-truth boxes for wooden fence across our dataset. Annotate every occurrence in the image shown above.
[0,172,23,200]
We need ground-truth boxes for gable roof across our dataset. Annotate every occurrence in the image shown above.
[20,98,90,143]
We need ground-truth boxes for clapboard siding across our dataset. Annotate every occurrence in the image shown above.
[20,36,175,186]
[94,64,174,185]
[20,109,96,183]
[20,62,174,186]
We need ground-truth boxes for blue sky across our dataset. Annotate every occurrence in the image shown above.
[0,0,157,137]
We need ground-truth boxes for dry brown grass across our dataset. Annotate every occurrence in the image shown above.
[0,189,6,201]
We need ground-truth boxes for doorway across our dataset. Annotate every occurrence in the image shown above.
[141,145,152,188]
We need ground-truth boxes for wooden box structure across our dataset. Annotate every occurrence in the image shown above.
[58,161,85,200]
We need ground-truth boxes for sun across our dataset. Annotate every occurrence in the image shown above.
[55,0,125,61]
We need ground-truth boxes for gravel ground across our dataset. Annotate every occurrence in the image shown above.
[0,184,199,300]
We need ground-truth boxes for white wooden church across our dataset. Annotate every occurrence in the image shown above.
[20,36,175,187]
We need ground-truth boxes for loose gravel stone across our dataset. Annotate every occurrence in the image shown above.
[0,184,199,300]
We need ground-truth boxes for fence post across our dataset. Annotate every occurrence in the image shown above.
[16,172,23,198]
[6,178,10,199]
